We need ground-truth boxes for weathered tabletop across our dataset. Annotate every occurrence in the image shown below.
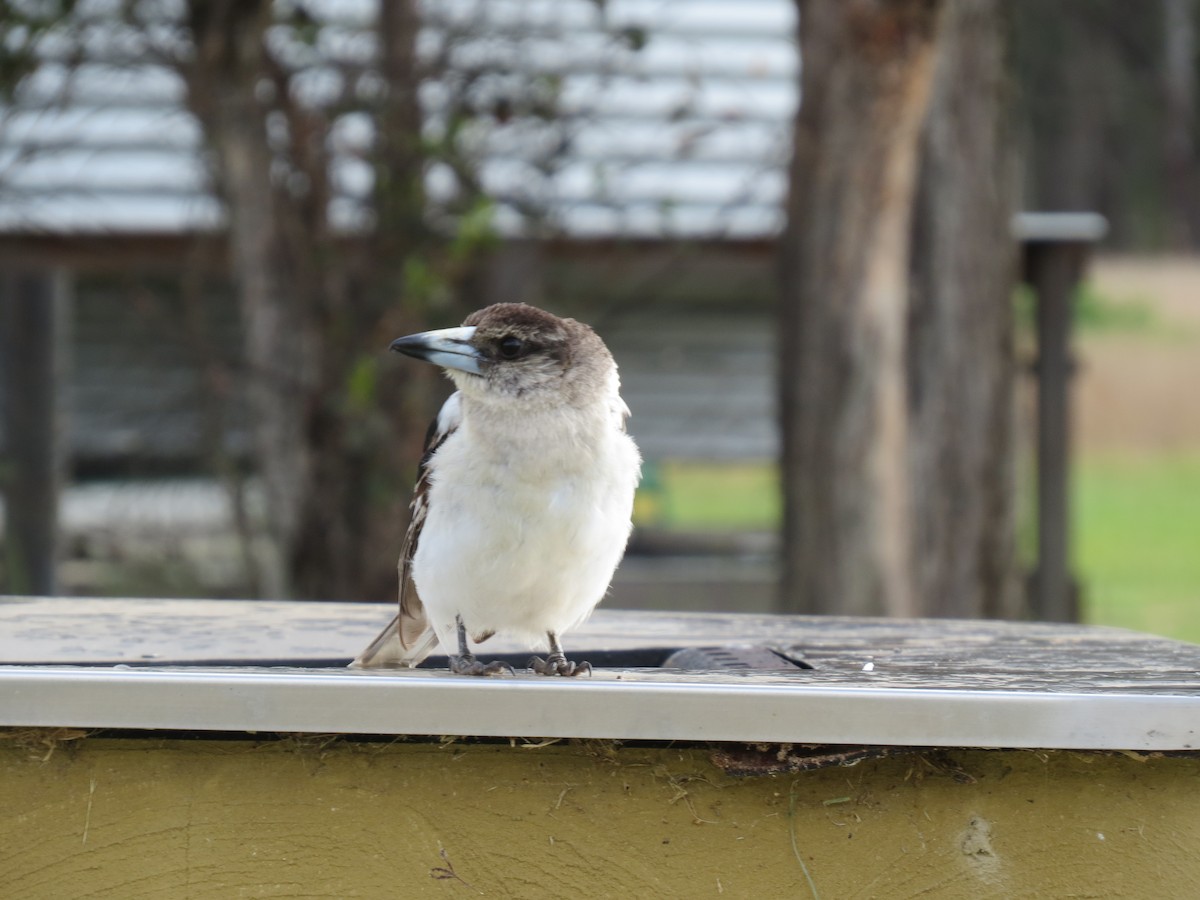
[2,596,1199,750]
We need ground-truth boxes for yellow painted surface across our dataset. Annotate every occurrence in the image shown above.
[1,734,1199,898]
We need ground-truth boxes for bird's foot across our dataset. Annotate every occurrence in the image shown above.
[449,654,514,677]
[528,652,592,677]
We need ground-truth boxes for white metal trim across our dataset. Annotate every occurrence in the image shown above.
[1,665,1196,751]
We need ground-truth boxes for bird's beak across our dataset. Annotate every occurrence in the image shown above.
[390,325,482,375]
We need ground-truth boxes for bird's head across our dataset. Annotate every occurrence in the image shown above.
[389,303,611,406]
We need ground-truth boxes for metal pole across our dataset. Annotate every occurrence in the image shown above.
[1,269,69,596]
[1026,242,1085,622]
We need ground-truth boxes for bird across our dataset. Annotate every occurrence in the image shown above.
[351,302,641,676]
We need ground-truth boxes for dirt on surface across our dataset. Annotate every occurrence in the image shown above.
[1078,255,1200,456]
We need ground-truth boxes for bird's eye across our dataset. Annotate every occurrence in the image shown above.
[497,335,524,360]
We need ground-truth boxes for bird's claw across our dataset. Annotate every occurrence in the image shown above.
[528,653,592,677]
[450,654,515,677]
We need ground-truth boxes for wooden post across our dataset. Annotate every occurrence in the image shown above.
[0,268,70,596]
[1014,213,1104,623]
[1025,242,1084,622]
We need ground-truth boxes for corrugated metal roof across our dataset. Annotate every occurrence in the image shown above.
[0,0,797,238]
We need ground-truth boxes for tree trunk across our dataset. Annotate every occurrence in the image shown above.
[1163,0,1200,248]
[287,0,434,602]
[908,0,1020,618]
[181,0,430,601]
[779,0,941,617]
[184,0,315,598]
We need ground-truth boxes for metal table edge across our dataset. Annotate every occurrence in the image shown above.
[0,664,1196,752]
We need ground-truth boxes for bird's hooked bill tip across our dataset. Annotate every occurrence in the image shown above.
[388,335,420,354]
[389,325,482,375]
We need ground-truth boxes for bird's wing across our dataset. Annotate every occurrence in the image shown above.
[398,393,461,642]
[350,392,462,669]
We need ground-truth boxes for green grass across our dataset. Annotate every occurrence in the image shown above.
[1014,281,1161,336]
[1076,454,1200,643]
[635,461,779,530]
[639,456,1200,643]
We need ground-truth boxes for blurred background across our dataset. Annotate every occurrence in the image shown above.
[0,0,1197,640]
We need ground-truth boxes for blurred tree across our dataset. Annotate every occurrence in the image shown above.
[908,0,1019,618]
[1163,0,1200,247]
[779,0,1018,618]
[1011,1,1197,250]
[2,0,644,601]
[0,2,77,597]
[176,0,445,600]
[779,0,941,617]
[172,1,599,600]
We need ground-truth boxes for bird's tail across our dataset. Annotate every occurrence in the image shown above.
[349,613,440,669]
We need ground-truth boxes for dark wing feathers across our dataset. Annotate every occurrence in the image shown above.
[396,398,458,647]
[350,393,461,668]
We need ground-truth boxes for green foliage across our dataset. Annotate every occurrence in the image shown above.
[282,4,320,48]
[618,26,649,52]
[449,197,498,263]
[1013,282,1159,335]
[402,256,452,309]
[345,354,378,414]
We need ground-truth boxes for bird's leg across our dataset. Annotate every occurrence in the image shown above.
[528,631,592,677]
[449,615,514,676]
